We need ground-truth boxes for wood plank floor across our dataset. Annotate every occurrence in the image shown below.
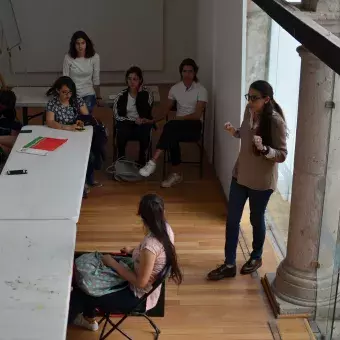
[19,85,315,339]
[66,163,280,339]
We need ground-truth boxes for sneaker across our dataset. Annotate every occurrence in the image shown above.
[161,173,183,188]
[73,314,98,331]
[240,258,262,275]
[207,264,237,281]
[89,181,103,188]
[139,160,156,177]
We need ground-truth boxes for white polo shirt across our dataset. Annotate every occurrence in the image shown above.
[168,81,208,117]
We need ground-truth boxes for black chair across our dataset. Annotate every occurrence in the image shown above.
[112,120,153,179]
[162,102,205,180]
[73,252,168,340]
[98,265,170,340]
[22,109,46,126]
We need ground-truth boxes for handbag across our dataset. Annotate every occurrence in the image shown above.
[106,157,144,182]
[75,251,134,297]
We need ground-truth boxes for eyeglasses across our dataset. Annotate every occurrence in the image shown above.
[61,90,72,96]
[245,94,263,102]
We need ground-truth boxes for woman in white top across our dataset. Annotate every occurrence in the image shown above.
[63,31,102,114]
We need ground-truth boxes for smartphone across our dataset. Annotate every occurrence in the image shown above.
[7,169,28,175]
[20,130,33,133]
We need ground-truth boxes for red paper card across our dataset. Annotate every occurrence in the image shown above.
[31,137,68,151]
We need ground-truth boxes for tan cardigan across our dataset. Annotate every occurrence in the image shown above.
[232,107,287,191]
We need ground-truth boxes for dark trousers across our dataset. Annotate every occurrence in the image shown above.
[156,120,202,166]
[68,287,143,323]
[224,178,273,265]
[116,120,153,165]
[85,152,95,185]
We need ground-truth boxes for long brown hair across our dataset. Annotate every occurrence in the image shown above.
[138,194,182,285]
[250,80,285,147]
[69,31,95,59]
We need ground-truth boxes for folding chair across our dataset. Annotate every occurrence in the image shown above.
[21,109,46,126]
[97,264,170,340]
[73,251,169,340]
[162,102,206,180]
[111,120,153,180]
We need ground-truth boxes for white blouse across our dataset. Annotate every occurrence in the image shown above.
[63,53,100,98]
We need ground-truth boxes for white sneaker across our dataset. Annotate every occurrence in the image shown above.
[161,173,183,188]
[139,160,156,177]
[73,314,99,331]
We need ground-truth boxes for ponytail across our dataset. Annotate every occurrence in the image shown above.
[138,194,183,285]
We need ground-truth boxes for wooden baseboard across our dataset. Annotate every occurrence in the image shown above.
[261,275,311,319]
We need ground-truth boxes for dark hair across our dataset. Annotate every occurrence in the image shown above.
[125,66,144,86]
[179,58,199,82]
[0,89,16,110]
[250,80,285,147]
[138,194,183,285]
[68,31,95,59]
[46,76,77,107]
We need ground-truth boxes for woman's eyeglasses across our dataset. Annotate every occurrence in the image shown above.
[61,90,72,96]
[245,94,263,102]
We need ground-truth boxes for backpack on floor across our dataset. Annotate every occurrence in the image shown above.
[74,251,134,297]
[106,157,144,182]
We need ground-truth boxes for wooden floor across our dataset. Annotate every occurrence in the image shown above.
[19,85,314,339]
[66,158,282,340]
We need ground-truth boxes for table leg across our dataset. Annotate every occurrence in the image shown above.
[22,107,28,126]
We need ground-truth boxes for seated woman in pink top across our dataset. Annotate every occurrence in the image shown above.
[69,194,182,331]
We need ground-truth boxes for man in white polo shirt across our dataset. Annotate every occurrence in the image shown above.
[139,58,208,187]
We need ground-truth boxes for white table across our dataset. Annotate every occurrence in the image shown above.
[0,125,92,222]
[0,220,76,340]
[12,85,160,124]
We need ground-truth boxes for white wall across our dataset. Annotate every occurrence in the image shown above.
[268,20,301,201]
[197,0,215,163]
[0,0,197,86]
[197,0,247,195]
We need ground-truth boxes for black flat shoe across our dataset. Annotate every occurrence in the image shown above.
[207,264,236,281]
[240,258,262,275]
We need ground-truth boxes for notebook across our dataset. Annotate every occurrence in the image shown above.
[23,136,68,151]
[18,136,68,155]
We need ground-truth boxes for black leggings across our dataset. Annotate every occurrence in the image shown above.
[116,120,152,165]
[68,287,143,323]
[156,120,202,166]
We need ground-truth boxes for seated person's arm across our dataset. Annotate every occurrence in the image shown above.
[46,111,78,131]
[154,98,175,123]
[141,89,155,124]
[79,103,89,115]
[102,249,156,289]
[176,100,206,121]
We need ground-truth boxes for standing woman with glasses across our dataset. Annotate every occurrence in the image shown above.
[63,31,103,114]
[207,80,287,281]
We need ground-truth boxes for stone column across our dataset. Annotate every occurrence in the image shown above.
[265,46,340,316]
[245,1,271,89]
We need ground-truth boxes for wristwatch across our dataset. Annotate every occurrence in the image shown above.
[261,146,270,156]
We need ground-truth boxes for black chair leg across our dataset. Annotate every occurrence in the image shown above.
[199,145,204,179]
[99,317,109,340]
[142,314,161,339]
[162,151,167,180]
[100,314,130,340]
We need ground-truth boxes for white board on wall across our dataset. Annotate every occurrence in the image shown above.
[0,0,21,51]
[9,0,164,73]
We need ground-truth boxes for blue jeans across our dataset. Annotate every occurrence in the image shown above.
[224,178,273,265]
[82,95,96,114]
